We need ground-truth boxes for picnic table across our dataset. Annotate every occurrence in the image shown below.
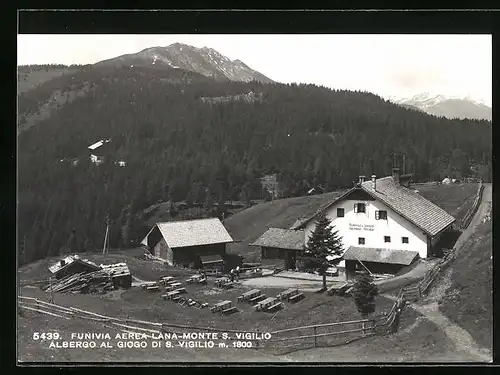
[211,300,232,313]
[187,275,207,284]
[161,276,175,283]
[170,282,182,288]
[277,288,298,300]
[163,290,181,300]
[254,297,277,311]
[238,289,261,302]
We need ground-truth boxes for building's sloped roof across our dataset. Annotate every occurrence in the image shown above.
[343,246,419,266]
[199,254,224,264]
[361,177,456,237]
[49,255,101,274]
[294,176,455,237]
[88,139,111,150]
[99,262,131,277]
[249,228,305,250]
[156,218,234,249]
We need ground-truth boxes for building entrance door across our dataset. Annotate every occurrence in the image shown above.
[285,251,296,270]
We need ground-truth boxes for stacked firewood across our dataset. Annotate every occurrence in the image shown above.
[43,270,115,294]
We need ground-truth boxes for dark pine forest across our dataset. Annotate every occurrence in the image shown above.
[17,64,492,264]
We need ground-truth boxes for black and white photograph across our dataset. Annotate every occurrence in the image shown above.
[17,16,492,364]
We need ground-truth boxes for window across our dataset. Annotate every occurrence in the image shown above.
[402,237,409,244]
[375,210,388,220]
[384,236,391,243]
[337,208,345,217]
[358,237,365,245]
[354,203,366,213]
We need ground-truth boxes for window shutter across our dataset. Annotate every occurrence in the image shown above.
[354,204,358,213]
[375,210,380,220]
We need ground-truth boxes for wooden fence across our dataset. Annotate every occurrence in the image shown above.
[18,293,406,355]
[459,181,484,230]
[398,181,484,302]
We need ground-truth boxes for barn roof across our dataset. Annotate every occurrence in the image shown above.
[249,228,305,251]
[99,262,131,277]
[149,218,234,249]
[88,139,111,150]
[293,176,455,237]
[343,246,419,266]
[48,255,101,274]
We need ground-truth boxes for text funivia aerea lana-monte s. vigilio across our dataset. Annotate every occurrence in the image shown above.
[70,332,272,341]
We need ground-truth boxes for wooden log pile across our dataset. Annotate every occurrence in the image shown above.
[43,270,115,294]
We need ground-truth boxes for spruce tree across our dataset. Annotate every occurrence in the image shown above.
[304,213,344,291]
[352,272,379,320]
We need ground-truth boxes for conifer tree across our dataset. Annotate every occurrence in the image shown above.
[352,272,379,319]
[304,213,344,291]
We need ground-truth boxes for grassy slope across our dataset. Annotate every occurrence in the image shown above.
[18,282,420,362]
[417,183,479,223]
[438,219,492,350]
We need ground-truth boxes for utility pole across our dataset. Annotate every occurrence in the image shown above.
[102,215,109,255]
[49,276,54,304]
[403,152,407,175]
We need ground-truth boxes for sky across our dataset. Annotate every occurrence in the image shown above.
[17,34,492,106]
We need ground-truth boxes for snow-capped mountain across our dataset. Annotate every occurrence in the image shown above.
[389,92,491,121]
[96,43,274,83]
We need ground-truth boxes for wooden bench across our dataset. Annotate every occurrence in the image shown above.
[211,301,232,313]
[174,287,187,294]
[170,282,182,288]
[222,282,234,289]
[266,302,283,313]
[165,290,180,300]
[288,292,305,303]
[221,306,238,315]
[141,282,156,290]
[249,294,266,304]
[146,285,160,292]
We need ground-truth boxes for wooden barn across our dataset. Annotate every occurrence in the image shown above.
[249,228,305,270]
[48,255,101,280]
[342,247,420,280]
[140,218,234,268]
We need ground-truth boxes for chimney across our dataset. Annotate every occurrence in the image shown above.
[371,174,376,190]
[60,259,66,266]
[392,167,400,185]
[358,175,366,184]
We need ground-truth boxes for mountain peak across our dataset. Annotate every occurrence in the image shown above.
[389,92,491,121]
[98,43,273,84]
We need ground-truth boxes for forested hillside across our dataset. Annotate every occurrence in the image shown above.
[17,63,492,265]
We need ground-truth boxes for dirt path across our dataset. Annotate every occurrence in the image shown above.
[379,185,493,363]
[384,292,491,362]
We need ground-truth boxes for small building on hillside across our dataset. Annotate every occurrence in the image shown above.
[249,228,305,270]
[140,218,234,268]
[99,263,132,288]
[49,255,101,280]
[88,139,111,165]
